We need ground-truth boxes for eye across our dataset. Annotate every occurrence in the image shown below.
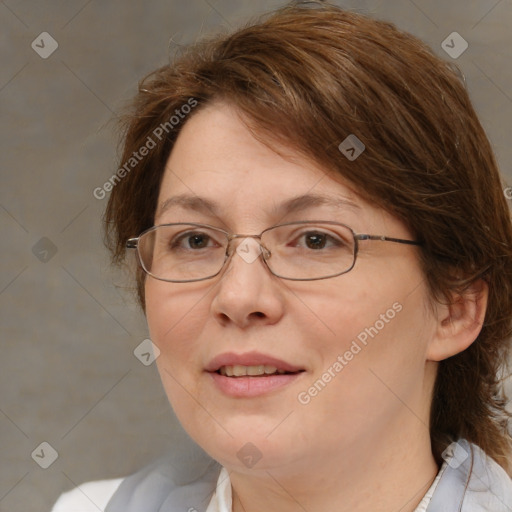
[292,230,348,250]
[302,232,330,250]
[171,231,218,250]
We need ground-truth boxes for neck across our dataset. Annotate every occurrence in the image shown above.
[229,428,438,512]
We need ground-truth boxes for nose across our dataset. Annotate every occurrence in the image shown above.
[210,236,285,329]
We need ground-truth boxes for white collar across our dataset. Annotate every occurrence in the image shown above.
[206,467,232,512]
[205,463,446,512]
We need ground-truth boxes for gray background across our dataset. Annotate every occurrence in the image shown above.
[1,1,511,511]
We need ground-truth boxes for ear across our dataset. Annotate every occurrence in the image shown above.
[426,279,488,362]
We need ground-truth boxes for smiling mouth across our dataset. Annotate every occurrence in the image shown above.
[218,365,303,377]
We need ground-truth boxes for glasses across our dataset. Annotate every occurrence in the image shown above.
[126,221,422,283]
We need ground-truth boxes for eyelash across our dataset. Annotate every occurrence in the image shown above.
[170,229,347,251]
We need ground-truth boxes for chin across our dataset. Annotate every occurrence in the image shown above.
[182,412,297,466]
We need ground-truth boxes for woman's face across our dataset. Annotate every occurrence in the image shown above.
[146,101,437,475]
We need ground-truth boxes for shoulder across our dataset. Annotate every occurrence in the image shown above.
[431,439,512,511]
[51,449,220,512]
[105,457,222,512]
[465,442,512,510]
[51,478,124,512]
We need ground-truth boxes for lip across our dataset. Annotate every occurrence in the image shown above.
[205,351,305,398]
[205,351,304,373]
[208,372,303,398]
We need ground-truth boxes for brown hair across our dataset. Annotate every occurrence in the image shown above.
[105,2,512,472]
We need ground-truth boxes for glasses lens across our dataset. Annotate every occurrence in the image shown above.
[138,224,227,282]
[136,222,355,282]
[262,222,355,279]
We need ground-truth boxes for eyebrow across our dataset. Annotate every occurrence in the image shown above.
[156,192,361,220]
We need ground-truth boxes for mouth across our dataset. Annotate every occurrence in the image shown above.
[217,365,302,377]
[206,351,305,375]
[206,352,305,397]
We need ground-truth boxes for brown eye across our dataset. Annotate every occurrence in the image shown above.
[172,231,215,250]
[291,230,347,250]
[304,232,328,250]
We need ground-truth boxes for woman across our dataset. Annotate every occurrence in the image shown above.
[52,2,512,511]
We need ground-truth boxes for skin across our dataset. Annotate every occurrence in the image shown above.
[145,101,488,512]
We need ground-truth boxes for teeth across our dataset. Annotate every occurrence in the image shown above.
[247,365,265,376]
[219,365,287,377]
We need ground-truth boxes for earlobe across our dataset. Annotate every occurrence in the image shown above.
[426,279,488,362]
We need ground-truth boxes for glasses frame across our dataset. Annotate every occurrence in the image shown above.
[126,221,422,283]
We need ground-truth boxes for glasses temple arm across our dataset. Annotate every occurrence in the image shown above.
[356,234,422,246]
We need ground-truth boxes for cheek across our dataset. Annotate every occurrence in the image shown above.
[306,267,430,384]
[293,286,430,436]
[145,281,210,426]
[145,280,207,372]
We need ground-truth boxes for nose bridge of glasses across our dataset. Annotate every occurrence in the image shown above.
[227,233,270,259]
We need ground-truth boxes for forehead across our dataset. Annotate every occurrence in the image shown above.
[160,102,339,186]
[155,102,391,232]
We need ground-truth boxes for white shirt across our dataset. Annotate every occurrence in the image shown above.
[51,462,446,512]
